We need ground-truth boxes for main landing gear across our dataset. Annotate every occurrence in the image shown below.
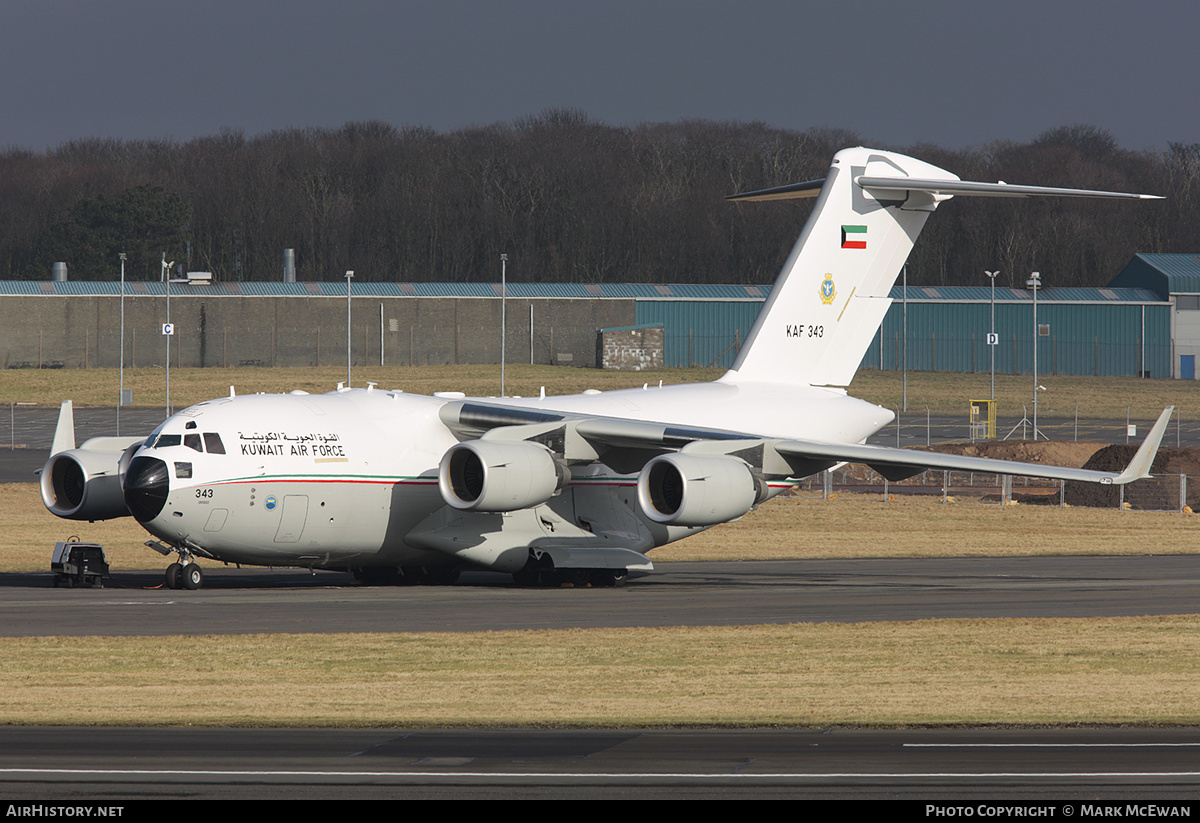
[352,565,462,586]
[512,554,628,588]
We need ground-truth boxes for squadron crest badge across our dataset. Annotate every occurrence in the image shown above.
[819,273,836,305]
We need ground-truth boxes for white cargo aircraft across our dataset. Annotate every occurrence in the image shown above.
[41,147,1171,589]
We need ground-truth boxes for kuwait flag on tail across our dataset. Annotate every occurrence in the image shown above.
[841,225,867,249]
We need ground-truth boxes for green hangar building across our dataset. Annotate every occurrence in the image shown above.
[0,255,1185,378]
[1109,253,1200,379]
[632,277,1171,379]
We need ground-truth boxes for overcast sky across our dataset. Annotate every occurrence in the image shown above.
[1,0,1193,153]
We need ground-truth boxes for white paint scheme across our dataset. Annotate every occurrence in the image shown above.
[39,147,1169,588]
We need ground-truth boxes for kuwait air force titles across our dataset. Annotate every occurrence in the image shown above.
[41,147,1171,589]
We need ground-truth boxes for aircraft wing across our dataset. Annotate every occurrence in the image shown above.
[440,401,1173,486]
[773,405,1172,485]
[439,400,749,445]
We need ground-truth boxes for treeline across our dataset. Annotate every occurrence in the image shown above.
[0,111,1196,289]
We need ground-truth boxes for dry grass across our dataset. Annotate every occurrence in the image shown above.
[0,365,1194,419]
[1,485,151,571]
[2,617,1198,727]
[661,492,1200,560]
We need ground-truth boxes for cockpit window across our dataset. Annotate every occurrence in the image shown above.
[149,431,224,454]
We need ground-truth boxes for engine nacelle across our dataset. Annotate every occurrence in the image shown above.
[438,440,569,512]
[636,453,763,526]
[41,440,141,521]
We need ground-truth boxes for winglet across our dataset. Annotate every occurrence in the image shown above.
[50,400,75,455]
[1111,406,1173,484]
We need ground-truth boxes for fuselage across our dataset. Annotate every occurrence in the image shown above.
[122,379,892,571]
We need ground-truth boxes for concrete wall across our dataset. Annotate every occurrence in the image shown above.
[0,295,637,370]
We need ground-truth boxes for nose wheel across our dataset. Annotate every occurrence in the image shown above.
[149,541,205,590]
[164,560,204,589]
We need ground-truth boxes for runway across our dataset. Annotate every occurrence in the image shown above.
[5,726,1200,800]
[4,555,1200,637]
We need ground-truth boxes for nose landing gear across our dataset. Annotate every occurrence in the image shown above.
[148,541,205,590]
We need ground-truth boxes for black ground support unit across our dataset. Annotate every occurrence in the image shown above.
[50,541,109,588]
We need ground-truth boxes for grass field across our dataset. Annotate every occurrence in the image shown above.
[1,364,1196,419]
[2,616,1198,727]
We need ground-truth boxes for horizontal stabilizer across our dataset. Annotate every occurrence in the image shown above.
[726,175,1163,204]
[856,176,1164,200]
[725,178,826,202]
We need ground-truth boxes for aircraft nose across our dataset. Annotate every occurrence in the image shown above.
[124,456,170,522]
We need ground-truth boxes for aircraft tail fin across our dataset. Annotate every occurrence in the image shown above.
[720,147,1162,388]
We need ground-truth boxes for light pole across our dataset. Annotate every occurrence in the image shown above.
[162,254,176,419]
[345,270,354,387]
[1027,271,1041,439]
[119,252,126,435]
[500,254,508,397]
[985,270,999,401]
[902,264,907,413]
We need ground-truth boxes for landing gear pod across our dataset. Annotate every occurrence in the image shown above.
[637,453,763,526]
[438,440,570,512]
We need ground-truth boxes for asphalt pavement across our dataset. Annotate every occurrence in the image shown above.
[6,556,1200,637]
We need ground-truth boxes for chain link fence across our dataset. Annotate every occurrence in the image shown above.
[789,467,1200,513]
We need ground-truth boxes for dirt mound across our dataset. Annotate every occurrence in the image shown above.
[835,439,1200,511]
[1064,446,1200,510]
[836,440,1105,486]
[924,441,1106,506]
[930,441,1200,510]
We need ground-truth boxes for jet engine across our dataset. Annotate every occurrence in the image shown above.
[438,440,570,512]
[41,440,141,521]
[636,453,764,526]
